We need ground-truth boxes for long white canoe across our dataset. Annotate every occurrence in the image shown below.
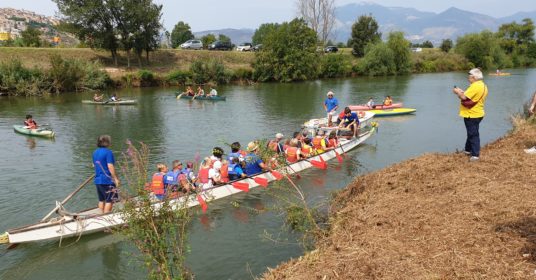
[0,127,376,245]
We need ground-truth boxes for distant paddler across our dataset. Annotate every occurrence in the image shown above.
[323,90,339,127]
[24,114,38,129]
[93,93,104,102]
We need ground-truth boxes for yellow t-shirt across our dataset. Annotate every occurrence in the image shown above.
[459,80,487,118]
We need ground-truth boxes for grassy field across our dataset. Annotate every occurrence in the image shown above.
[0,47,257,78]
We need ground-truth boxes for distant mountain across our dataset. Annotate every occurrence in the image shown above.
[193,28,254,45]
[334,3,536,44]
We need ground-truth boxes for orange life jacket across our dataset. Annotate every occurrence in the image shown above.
[150,173,165,195]
[220,163,229,183]
[239,150,247,157]
[268,140,279,152]
[286,147,299,163]
[198,167,210,184]
[301,145,312,157]
[328,138,338,148]
[312,137,324,150]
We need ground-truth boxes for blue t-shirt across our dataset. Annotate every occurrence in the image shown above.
[234,165,244,176]
[93,147,115,185]
[343,112,359,124]
[244,153,264,176]
[324,97,339,112]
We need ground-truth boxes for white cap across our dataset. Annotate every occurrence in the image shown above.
[468,68,483,80]
[327,91,334,96]
[276,133,284,139]
[213,161,222,170]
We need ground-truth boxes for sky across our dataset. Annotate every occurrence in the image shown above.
[2,0,535,32]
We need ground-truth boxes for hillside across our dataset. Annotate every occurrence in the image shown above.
[263,118,536,279]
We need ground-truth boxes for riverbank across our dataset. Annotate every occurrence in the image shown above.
[263,117,536,279]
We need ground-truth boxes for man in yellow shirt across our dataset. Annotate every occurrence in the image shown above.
[452,68,488,161]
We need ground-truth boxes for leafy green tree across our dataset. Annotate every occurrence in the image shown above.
[387,32,412,74]
[497,18,535,54]
[348,15,381,57]
[218,34,231,43]
[254,18,319,82]
[455,30,507,69]
[132,0,162,65]
[170,21,194,48]
[440,39,453,53]
[201,34,216,48]
[358,42,396,76]
[252,23,279,45]
[421,40,434,48]
[20,26,42,47]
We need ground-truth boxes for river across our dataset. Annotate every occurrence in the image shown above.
[0,70,534,279]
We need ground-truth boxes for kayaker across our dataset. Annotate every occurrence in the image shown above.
[383,96,393,106]
[209,86,218,97]
[244,141,269,176]
[93,93,104,102]
[228,157,246,181]
[197,86,205,97]
[452,68,488,162]
[339,107,360,138]
[109,93,121,102]
[267,133,285,154]
[366,98,375,109]
[92,135,120,213]
[323,91,339,127]
[150,163,168,200]
[24,114,38,129]
[186,86,194,96]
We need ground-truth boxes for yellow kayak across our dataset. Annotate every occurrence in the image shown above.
[489,72,511,76]
[369,108,416,117]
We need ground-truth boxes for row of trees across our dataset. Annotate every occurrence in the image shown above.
[53,0,163,67]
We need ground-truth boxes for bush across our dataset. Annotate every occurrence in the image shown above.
[82,61,112,90]
[357,42,396,76]
[165,70,192,85]
[231,68,254,81]
[455,30,508,69]
[0,59,50,96]
[137,70,156,86]
[190,58,229,85]
[48,54,85,93]
[320,54,352,78]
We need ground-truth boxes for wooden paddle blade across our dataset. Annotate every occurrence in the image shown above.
[232,182,250,192]
[310,160,327,169]
[271,170,284,180]
[254,177,269,187]
[196,195,208,213]
[335,151,343,163]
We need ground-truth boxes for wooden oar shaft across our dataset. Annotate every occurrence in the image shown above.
[40,174,95,222]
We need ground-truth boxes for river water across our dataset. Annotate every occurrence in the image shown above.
[0,70,535,279]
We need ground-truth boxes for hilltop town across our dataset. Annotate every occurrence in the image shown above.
[0,8,76,45]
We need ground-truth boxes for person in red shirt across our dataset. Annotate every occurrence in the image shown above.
[24,114,38,129]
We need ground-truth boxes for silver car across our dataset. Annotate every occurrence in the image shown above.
[180,39,203,50]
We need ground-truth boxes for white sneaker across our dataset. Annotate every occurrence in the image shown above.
[524,146,536,154]
[463,151,471,156]
[469,156,479,162]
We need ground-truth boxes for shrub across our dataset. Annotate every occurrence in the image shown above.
[190,58,229,85]
[231,68,254,81]
[48,54,85,93]
[165,70,192,85]
[82,61,112,90]
[320,54,352,78]
[137,70,156,86]
[357,42,396,76]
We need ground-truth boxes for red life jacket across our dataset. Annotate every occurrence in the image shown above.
[198,167,210,184]
[328,138,338,148]
[268,140,279,152]
[239,150,247,157]
[150,173,165,195]
[286,147,299,163]
[301,145,312,157]
[24,120,37,129]
[220,163,229,183]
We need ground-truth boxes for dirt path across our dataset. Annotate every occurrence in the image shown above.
[263,118,536,279]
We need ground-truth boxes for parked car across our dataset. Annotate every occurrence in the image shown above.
[236,42,253,51]
[180,39,203,50]
[208,41,232,51]
[252,44,263,51]
[324,46,338,53]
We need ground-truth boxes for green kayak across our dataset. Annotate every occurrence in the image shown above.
[176,94,226,101]
[13,125,55,138]
[82,100,138,105]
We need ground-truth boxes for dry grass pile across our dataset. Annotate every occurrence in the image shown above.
[264,118,536,279]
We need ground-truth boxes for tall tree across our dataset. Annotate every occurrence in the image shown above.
[252,23,279,45]
[295,0,335,45]
[254,18,319,82]
[348,15,381,57]
[455,30,507,69]
[440,39,453,53]
[170,21,194,48]
[387,32,412,74]
[132,0,163,66]
[497,18,535,54]
[20,26,42,47]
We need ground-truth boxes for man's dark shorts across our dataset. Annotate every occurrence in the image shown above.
[96,184,118,203]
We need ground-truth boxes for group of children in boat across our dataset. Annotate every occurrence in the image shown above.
[147,125,354,199]
[366,96,393,108]
[179,85,218,98]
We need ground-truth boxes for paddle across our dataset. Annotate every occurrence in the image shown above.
[177,92,185,99]
[196,194,208,213]
[304,158,327,169]
[232,181,250,192]
[41,174,95,222]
